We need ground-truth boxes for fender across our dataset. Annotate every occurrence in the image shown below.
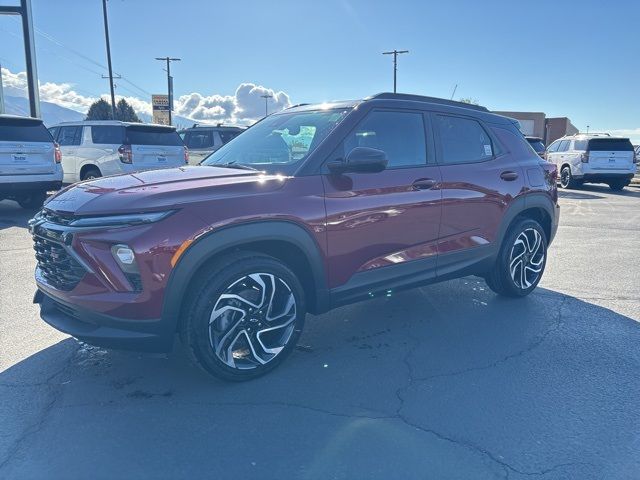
[496,192,558,248]
[161,220,330,330]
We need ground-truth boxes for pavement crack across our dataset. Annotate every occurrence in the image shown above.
[415,295,569,384]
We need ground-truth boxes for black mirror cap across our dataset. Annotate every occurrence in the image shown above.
[328,147,388,174]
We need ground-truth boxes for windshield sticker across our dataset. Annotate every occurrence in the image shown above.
[484,144,492,156]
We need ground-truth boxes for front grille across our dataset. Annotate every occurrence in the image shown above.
[41,209,75,226]
[33,234,85,291]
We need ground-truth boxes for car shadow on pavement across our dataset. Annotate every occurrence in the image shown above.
[0,200,33,231]
[557,190,604,200]
[572,184,640,199]
[2,281,640,479]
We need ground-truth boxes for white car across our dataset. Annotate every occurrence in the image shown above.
[0,115,63,209]
[546,133,636,191]
[48,121,188,183]
[179,124,245,165]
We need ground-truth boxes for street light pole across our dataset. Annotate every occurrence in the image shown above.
[382,49,409,93]
[261,93,273,117]
[101,0,117,120]
[155,57,180,125]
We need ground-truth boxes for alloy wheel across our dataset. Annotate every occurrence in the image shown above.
[509,228,545,290]
[560,168,571,188]
[208,272,297,370]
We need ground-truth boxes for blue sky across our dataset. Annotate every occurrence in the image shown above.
[1,0,638,138]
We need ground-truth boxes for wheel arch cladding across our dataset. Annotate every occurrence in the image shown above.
[162,221,330,331]
[498,194,555,246]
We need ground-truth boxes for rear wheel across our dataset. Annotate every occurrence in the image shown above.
[17,191,47,209]
[485,218,547,297]
[608,180,627,191]
[559,166,580,189]
[81,167,101,181]
[180,252,306,381]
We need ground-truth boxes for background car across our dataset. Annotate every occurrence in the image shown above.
[546,133,635,190]
[178,124,245,165]
[48,121,188,183]
[0,115,63,209]
[525,136,545,158]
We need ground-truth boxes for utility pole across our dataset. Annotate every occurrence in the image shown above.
[261,93,273,117]
[382,49,409,93]
[155,56,180,125]
[102,0,117,120]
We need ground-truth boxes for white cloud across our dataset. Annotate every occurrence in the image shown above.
[1,67,291,125]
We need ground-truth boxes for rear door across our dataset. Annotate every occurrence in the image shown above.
[587,138,634,172]
[0,117,56,176]
[87,125,125,176]
[434,113,525,274]
[126,125,185,169]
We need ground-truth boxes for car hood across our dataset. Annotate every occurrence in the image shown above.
[45,166,289,215]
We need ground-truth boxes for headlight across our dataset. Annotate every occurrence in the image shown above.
[69,211,174,228]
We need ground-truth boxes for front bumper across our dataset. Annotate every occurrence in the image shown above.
[35,289,174,352]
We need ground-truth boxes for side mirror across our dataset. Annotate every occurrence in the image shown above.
[327,147,388,174]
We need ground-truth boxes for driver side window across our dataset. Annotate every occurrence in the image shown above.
[341,111,427,168]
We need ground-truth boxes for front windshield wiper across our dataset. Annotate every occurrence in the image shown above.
[207,162,258,171]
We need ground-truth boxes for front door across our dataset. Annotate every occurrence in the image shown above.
[321,109,442,300]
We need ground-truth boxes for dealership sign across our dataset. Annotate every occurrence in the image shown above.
[152,94,170,125]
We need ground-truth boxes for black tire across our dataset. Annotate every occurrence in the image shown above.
[608,180,627,191]
[179,251,306,381]
[81,167,101,181]
[17,191,48,209]
[485,218,547,298]
[559,166,580,189]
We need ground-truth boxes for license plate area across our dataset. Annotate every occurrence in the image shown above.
[157,156,167,163]
[13,154,27,163]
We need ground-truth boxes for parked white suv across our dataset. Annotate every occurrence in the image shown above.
[0,115,63,209]
[48,121,188,183]
[178,124,245,165]
[546,133,636,191]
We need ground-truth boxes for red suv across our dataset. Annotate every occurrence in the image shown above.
[30,93,559,381]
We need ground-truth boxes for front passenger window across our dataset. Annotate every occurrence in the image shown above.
[342,111,427,168]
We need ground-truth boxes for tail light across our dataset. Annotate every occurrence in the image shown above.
[541,163,559,203]
[184,146,189,164]
[580,151,590,163]
[54,142,62,163]
[118,144,133,164]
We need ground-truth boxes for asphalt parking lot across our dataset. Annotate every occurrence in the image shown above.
[1,185,639,480]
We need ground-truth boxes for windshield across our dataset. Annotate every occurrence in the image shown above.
[202,109,351,174]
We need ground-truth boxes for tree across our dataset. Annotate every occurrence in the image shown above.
[85,98,141,122]
[116,98,141,123]
[86,98,113,120]
[459,97,480,105]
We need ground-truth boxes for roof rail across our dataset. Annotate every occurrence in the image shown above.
[286,103,311,110]
[574,132,610,136]
[368,92,489,112]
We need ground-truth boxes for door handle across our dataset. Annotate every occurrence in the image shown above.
[412,178,437,190]
[500,171,519,181]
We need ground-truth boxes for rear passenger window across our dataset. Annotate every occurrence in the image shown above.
[343,111,427,168]
[573,140,587,151]
[91,126,124,144]
[557,140,570,152]
[436,115,494,164]
[57,126,83,146]
[547,141,560,152]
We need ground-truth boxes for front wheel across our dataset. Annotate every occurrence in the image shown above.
[485,218,547,297]
[180,252,306,381]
